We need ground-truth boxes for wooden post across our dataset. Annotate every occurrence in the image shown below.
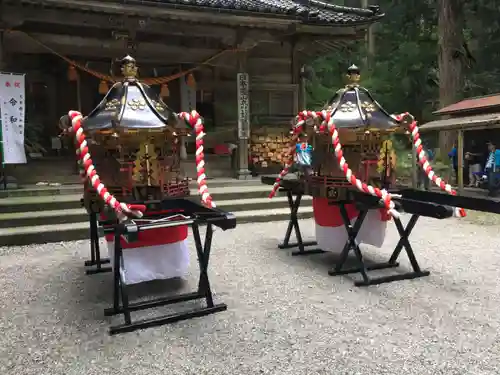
[179,73,195,161]
[76,72,82,113]
[76,71,82,112]
[411,143,418,188]
[0,30,6,190]
[236,51,251,180]
[0,31,4,71]
[299,66,306,109]
[457,129,464,193]
[291,38,300,113]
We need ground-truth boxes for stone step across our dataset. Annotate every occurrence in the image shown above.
[0,177,265,198]
[0,196,312,228]
[0,184,277,214]
[0,206,314,246]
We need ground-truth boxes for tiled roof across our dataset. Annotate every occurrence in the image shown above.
[153,0,384,25]
[421,113,500,132]
[434,94,500,115]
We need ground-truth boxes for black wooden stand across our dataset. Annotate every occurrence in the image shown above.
[85,211,111,275]
[104,220,226,335]
[328,207,429,286]
[279,191,324,256]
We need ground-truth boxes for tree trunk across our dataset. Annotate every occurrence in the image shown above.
[360,0,375,69]
[437,0,464,155]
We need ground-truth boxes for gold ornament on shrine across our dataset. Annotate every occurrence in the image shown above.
[79,55,191,210]
[306,64,412,197]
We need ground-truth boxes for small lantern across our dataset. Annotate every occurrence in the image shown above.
[160,83,170,98]
[67,65,78,81]
[186,73,196,88]
[98,80,109,94]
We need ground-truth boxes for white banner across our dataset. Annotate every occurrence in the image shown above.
[0,73,26,164]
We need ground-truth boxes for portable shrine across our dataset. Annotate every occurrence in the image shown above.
[62,55,235,335]
[79,55,191,212]
[264,64,468,287]
[295,64,413,200]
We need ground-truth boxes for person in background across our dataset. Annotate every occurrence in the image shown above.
[484,141,499,196]
[448,141,458,184]
[465,139,482,187]
[417,143,434,191]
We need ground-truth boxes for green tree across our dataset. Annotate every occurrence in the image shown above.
[308,0,439,121]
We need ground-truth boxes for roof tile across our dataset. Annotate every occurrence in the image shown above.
[155,0,383,25]
[434,94,500,115]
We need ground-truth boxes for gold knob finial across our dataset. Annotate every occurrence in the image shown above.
[121,55,138,80]
[346,64,361,85]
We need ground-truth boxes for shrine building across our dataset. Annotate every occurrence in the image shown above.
[0,0,383,180]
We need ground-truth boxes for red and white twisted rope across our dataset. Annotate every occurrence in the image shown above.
[178,110,215,208]
[68,111,146,222]
[269,110,321,198]
[270,110,398,216]
[394,112,466,218]
[322,110,399,217]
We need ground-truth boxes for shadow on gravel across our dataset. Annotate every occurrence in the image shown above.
[268,242,435,286]
[67,267,206,329]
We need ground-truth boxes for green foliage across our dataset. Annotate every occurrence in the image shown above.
[307,0,500,122]
[463,0,500,95]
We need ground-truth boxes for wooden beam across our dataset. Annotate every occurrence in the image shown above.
[1,5,241,43]
[198,81,298,91]
[4,31,225,63]
[0,31,4,70]
[289,23,362,37]
[249,57,291,66]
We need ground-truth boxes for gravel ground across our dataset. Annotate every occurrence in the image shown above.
[0,217,499,375]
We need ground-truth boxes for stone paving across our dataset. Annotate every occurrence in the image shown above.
[0,218,499,375]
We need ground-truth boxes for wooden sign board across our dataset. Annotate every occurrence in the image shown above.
[237,73,250,139]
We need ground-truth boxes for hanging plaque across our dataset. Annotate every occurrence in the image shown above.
[237,73,250,139]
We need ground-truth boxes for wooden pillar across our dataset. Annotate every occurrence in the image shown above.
[411,143,418,188]
[299,67,307,109]
[236,51,251,179]
[45,74,58,137]
[291,39,300,113]
[179,74,195,160]
[212,67,222,127]
[0,31,5,70]
[76,73,82,112]
[0,32,8,189]
[457,129,464,193]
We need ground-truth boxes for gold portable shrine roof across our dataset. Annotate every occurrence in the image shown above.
[82,55,176,132]
[326,64,402,131]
